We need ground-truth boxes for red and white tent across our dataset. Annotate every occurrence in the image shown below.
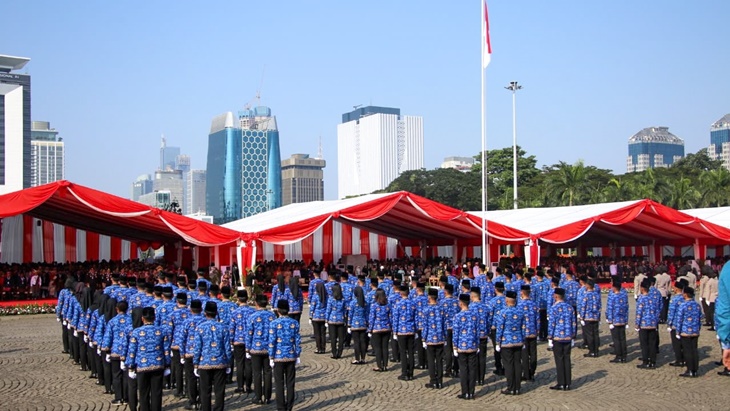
[0,180,242,265]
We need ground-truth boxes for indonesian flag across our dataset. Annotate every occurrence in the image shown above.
[482,1,492,68]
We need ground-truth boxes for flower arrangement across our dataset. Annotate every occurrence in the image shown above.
[0,303,57,316]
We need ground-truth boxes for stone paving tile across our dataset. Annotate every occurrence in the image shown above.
[0,297,727,410]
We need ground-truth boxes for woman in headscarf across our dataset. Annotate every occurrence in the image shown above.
[91,291,109,387]
[326,284,347,359]
[76,279,95,372]
[270,273,288,316]
[309,282,328,354]
[348,286,369,364]
[287,276,303,323]
[86,289,104,380]
[99,291,117,394]
[368,289,392,372]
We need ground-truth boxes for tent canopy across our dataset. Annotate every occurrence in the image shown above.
[468,199,730,247]
[223,191,530,246]
[682,207,730,229]
[0,180,241,247]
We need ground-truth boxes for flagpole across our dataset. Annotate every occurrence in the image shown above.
[480,0,488,266]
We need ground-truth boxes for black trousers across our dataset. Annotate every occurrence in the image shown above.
[371,331,390,370]
[199,368,226,411]
[457,352,477,395]
[172,349,184,396]
[445,329,455,374]
[681,336,699,373]
[502,346,522,392]
[71,333,80,364]
[552,341,572,387]
[639,329,658,364]
[87,342,96,376]
[234,345,252,391]
[61,323,70,353]
[78,332,88,370]
[390,332,400,362]
[708,302,716,328]
[274,361,296,411]
[426,344,444,384]
[521,337,537,379]
[290,313,301,324]
[111,358,127,401]
[585,321,600,354]
[138,369,163,411]
[128,369,138,411]
[251,353,272,402]
[539,310,548,340]
[329,324,345,358]
[702,299,710,323]
[416,330,426,367]
[610,326,627,359]
[477,338,488,381]
[670,329,684,363]
[184,357,199,406]
[312,321,327,352]
[660,297,670,323]
[397,334,415,378]
[352,330,367,362]
[489,329,503,371]
[101,350,112,390]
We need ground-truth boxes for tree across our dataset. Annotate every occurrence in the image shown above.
[472,145,540,209]
[699,168,730,207]
[544,160,589,206]
[665,176,700,209]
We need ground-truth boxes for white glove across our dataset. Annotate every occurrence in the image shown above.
[422,342,427,349]
[392,334,397,341]
[606,319,610,324]
[57,317,61,322]
[548,339,554,348]
[66,323,72,330]
[347,328,351,334]
[73,330,78,337]
[121,362,126,370]
[453,350,458,357]
[676,334,681,340]
[580,320,586,327]
[477,348,481,354]
[89,342,94,348]
[97,348,101,355]
[128,370,137,379]
[246,353,251,360]
[105,354,111,362]
[495,345,501,352]
[667,327,672,333]
[84,335,89,343]
[269,359,274,368]
[571,340,575,348]
[325,323,329,328]
[193,368,199,378]
[296,357,301,365]
[609,324,615,330]
[164,368,171,377]
[625,325,629,329]
[225,368,231,374]
[62,320,67,326]
[367,333,372,338]
[635,328,640,333]
[180,357,185,365]
[705,300,710,306]
[308,319,312,325]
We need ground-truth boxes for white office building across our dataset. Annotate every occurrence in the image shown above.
[337,106,423,198]
[0,55,31,195]
[30,121,64,187]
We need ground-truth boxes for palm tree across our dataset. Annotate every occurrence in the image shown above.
[545,160,588,206]
[666,176,700,209]
[699,168,730,207]
[603,177,634,202]
[634,167,669,202]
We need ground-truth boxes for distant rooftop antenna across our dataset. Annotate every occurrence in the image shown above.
[161,133,166,148]
[317,136,323,159]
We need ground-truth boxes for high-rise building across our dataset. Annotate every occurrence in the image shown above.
[152,169,183,209]
[160,135,180,171]
[708,113,730,170]
[0,54,31,195]
[137,190,171,208]
[626,126,684,173]
[131,174,153,201]
[281,154,325,206]
[205,106,282,223]
[30,121,64,186]
[185,169,206,215]
[440,156,474,172]
[337,106,423,198]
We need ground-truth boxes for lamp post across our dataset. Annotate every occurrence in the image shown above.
[505,81,522,210]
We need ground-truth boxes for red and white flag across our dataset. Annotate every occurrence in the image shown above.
[482,1,492,68]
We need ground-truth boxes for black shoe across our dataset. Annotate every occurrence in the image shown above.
[434,383,443,389]
[234,388,244,394]
[583,353,598,358]
[111,400,124,406]
[669,362,685,367]
[580,344,588,349]
[397,375,408,381]
[679,371,697,378]
[493,369,505,376]
[457,394,468,399]
[425,383,435,388]
[708,328,716,331]
[444,372,452,378]
[477,379,485,385]
[609,357,622,363]
[636,363,650,369]
[562,385,571,391]
[547,347,553,352]
[717,370,730,376]
[500,389,515,396]
[550,384,563,390]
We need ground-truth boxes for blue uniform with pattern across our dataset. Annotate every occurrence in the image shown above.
[548,301,576,342]
[231,304,255,346]
[487,295,506,330]
[193,319,231,369]
[392,298,417,335]
[104,284,119,297]
[180,313,206,358]
[495,305,525,347]
[88,309,101,344]
[667,294,685,330]
[368,303,392,333]
[155,301,176,327]
[578,290,601,321]
[447,276,460,293]
[469,301,489,339]
[270,286,287,309]
[414,294,428,331]
[422,303,447,345]
[380,278,394,293]
[268,316,301,362]
[492,275,505,285]
[196,278,212,292]
[440,297,459,330]
[217,300,237,325]
[341,282,354,309]
[348,300,369,330]
[452,309,479,352]
[102,313,133,360]
[534,280,550,310]
[309,293,328,321]
[518,297,540,338]
[170,306,191,350]
[482,280,496,300]
[125,324,171,372]
[563,280,580,307]
[545,287,557,309]
[326,298,347,324]
[676,299,702,337]
[635,294,659,329]
[648,287,663,316]
[56,288,70,322]
[308,278,323,305]
[93,314,107,347]
[246,309,276,354]
[285,288,304,315]
[605,289,629,326]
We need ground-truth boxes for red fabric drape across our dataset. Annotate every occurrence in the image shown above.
[411,246,421,258]
[466,246,474,259]
[23,215,33,263]
[128,242,137,260]
[197,246,210,268]
[513,244,523,258]
[219,246,231,267]
[360,230,370,259]
[716,246,724,258]
[378,235,387,261]
[674,246,682,257]
[635,246,644,257]
[181,248,193,270]
[322,220,333,265]
[86,232,100,261]
[255,240,263,264]
[341,225,352,256]
[489,244,500,264]
[301,235,314,264]
[602,247,611,257]
[65,226,76,263]
[163,242,177,266]
[110,237,122,261]
[274,244,285,262]
[42,220,54,263]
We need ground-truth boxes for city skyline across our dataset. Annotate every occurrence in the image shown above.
[2,1,729,201]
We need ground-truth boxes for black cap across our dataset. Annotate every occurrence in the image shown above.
[162,286,173,296]
[128,277,137,286]
[256,294,268,306]
[461,280,471,289]
[444,284,454,294]
[551,277,561,286]
[684,287,695,298]
[505,291,517,299]
[674,280,686,290]
[399,285,409,293]
[428,288,439,297]
[470,286,481,294]
[277,299,289,311]
[237,289,248,299]
[145,282,155,293]
[370,278,379,287]
[142,307,155,321]
[176,292,188,304]
[153,285,163,295]
[204,301,218,316]
[393,280,402,287]
[494,281,505,289]
[640,279,651,290]
[554,288,565,297]
[112,273,120,280]
[459,294,470,303]
[221,286,231,296]
[612,279,622,289]
[209,284,220,294]
[197,281,208,291]
[520,285,531,291]
[190,299,203,310]
[439,275,448,284]
[177,276,187,284]
[416,282,426,289]
[586,279,595,288]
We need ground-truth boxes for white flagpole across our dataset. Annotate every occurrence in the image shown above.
[480,0,488,265]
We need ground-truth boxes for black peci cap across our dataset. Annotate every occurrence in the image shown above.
[277,299,289,311]
[190,299,203,310]
[428,288,439,297]
[554,288,565,297]
[444,284,454,294]
[505,291,517,299]
[142,307,156,321]
[459,294,470,303]
[176,292,188,304]
[204,301,218,316]
[237,289,248,299]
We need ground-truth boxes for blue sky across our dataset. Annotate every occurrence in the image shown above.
[2,1,729,201]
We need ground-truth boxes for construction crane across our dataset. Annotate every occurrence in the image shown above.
[243,66,266,111]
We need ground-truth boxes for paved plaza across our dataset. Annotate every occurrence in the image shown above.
[0,297,727,411]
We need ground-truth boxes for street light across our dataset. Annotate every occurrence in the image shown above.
[505,81,522,210]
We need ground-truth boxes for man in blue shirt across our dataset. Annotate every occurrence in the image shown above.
[667,279,688,367]
[495,290,525,396]
[268,299,301,411]
[125,307,171,411]
[193,301,231,411]
[452,294,478,400]
[422,288,446,389]
[676,286,702,377]
[518,285,539,381]
[548,288,576,390]
[636,279,660,369]
[393,285,417,381]
[606,280,629,363]
[579,279,602,358]
[247,294,276,405]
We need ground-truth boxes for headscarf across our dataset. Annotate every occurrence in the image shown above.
[315,282,327,304]
[353,286,365,308]
[289,276,300,299]
[332,283,343,301]
[90,290,104,312]
[103,296,117,322]
[277,274,286,294]
[80,283,95,311]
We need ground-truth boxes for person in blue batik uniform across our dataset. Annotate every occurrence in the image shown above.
[180,299,206,410]
[368,289,392,372]
[441,284,460,378]
[636,279,660,369]
[413,282,429,370]
[487,282,507,376]
[393,285,417,380]
[102,300,133,406]
[667,279,688,367]
[452,294,478,400]
[606,280,629,363]
[469,287,489,385]
[518,285,540,381]
[309,282,328,354]
[286,277,304,324]
[268,299,301,411]
[326,283,347,359]
[348,286,369,365]
[548,288,576,391]
[495,290,525,396]
[422,287,446,389]
[246,295,276,405]
[193,301,231,411]
[578,279,602,357]
[169,292,190,399]
[125,307,171,411]
[231,289,254,394]
[270,274,288,315]
[676,287,702,377]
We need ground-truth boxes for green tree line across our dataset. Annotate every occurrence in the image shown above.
[379,147,730,211]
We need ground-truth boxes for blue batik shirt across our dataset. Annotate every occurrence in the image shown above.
[268,316,301,362]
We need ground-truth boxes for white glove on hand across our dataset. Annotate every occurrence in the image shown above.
[635,328,640,333]
[368,333,372,338]
[606,319,610,324]
[97,348,101,355]
[246,353,252,360]
[73,330,78,337]
[57,317,61,322]
[193,368,199,378]
[571,340,575,348]
[269,359,274,368]
[609,324,615,330]
[347,328,351,334]
[495,345,501,352]
[225,368,231,374]
[105,354,111,362]
[580,320,586,327]
[84,335,89,343]
[548,339,554,348]
[422,342,427,349]
[66,323,72,330]
[705,300,710,307]
[128,370,137,379]
[164,368,171,377]
[625,325,629,329]
[308,319,312,325]
[180,357,186,365]
[676,334,681,340]
[667,327,672,333]
[121,362,126,370]
[453,350,458,357]
[296,357,301,365]
[393,334,397,341]
[62,320,67,326]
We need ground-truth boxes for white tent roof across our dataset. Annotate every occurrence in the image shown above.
[681,207,730,229]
